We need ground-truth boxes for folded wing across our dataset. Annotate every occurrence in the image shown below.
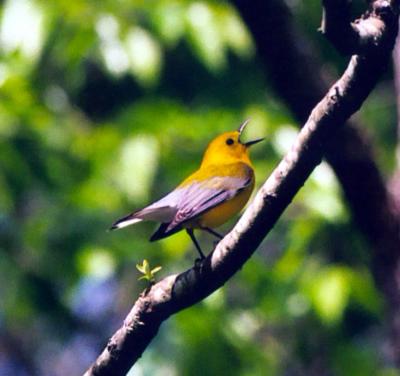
[151,164,253,240]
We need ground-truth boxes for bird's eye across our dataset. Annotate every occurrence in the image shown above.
[226,138,234,146]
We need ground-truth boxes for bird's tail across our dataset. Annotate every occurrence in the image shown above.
[110,204,175,231]
[110,213,143,230]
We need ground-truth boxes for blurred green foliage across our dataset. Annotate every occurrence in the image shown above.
[0,0,398,375]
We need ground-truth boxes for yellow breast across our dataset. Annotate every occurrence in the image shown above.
[196,179,254,228]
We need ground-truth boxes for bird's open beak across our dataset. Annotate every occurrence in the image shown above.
[237,119,250,134]
[244,137,264,147]
[237,119,265,147]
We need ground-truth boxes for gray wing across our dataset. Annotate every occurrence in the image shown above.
[150,173,252,240]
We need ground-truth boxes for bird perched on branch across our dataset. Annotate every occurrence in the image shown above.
[110,120,263,259]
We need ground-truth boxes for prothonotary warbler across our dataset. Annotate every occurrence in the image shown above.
[110,120,264,259]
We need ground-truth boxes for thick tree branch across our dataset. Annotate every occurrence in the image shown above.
[84,2,399,375]
[321,1,400,279]
[231,0,392,224]
[234,0,400,362]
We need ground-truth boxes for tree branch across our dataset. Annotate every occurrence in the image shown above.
[84,2,399,374]
[234,0,400,362]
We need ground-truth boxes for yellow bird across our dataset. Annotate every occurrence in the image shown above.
[111,120,263,258]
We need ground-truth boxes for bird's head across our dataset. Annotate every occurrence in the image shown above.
[200,120,264,167]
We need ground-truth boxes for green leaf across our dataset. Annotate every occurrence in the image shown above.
[136,259,162,283]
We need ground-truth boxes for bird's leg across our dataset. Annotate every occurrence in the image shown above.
[200,227,224,249]
[186,228,205,259]
[202,227,223,240]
